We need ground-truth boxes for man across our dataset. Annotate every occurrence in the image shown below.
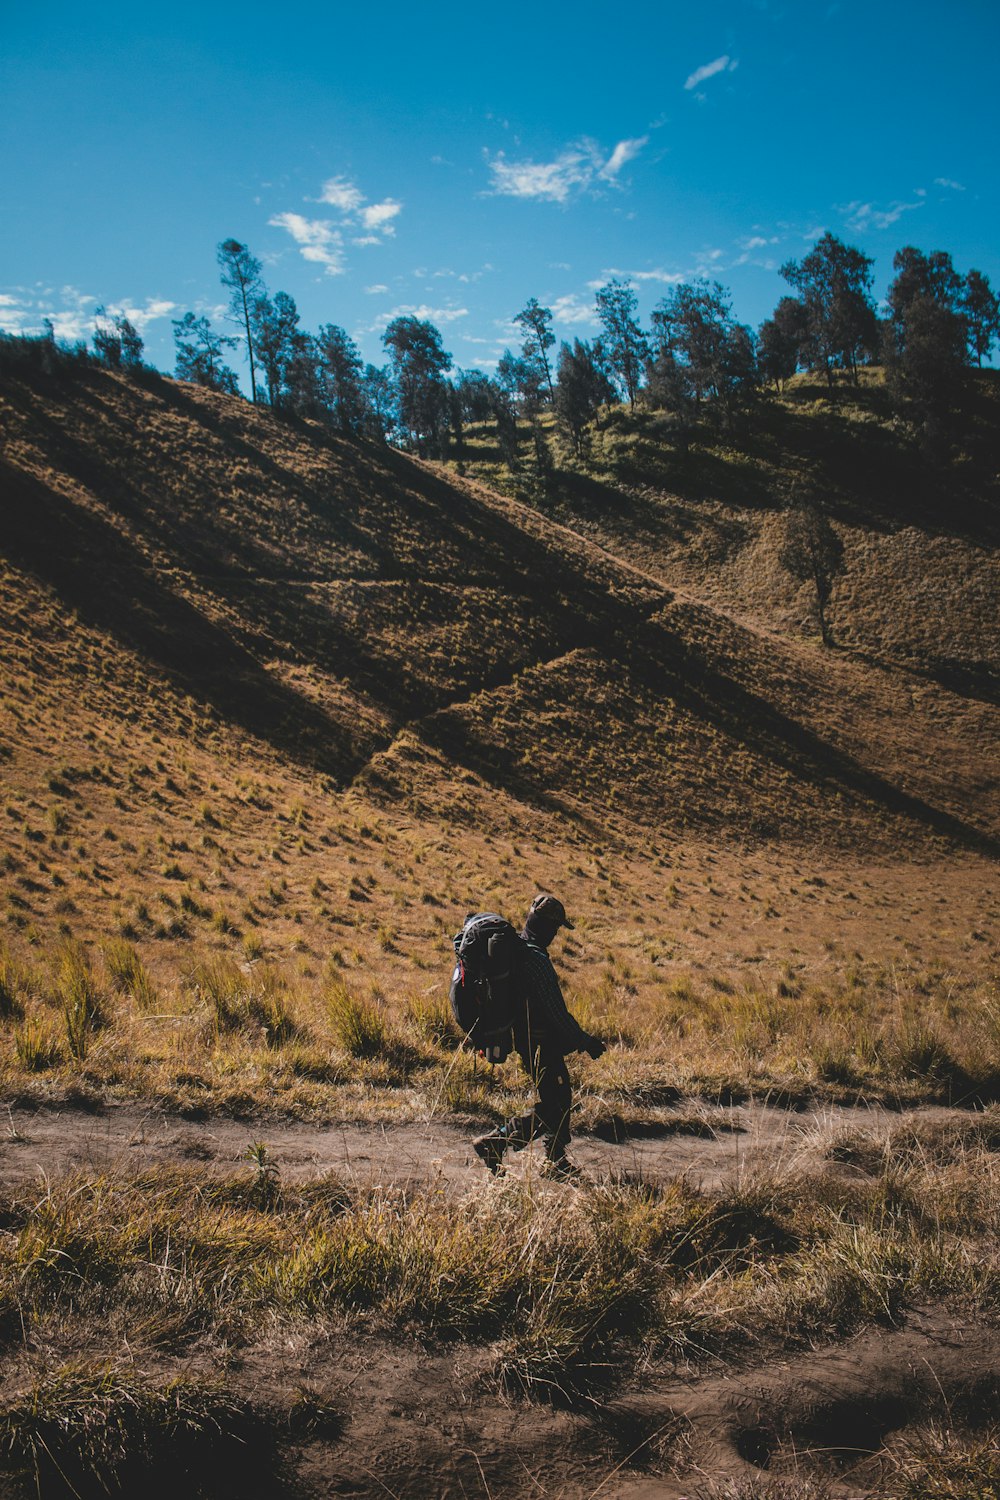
[473,893,605,1180]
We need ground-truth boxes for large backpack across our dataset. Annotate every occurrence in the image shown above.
[449,912,523,1063]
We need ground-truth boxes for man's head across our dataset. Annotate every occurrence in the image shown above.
[523,893,574,949]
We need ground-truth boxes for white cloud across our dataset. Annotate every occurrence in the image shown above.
[360,199,402,233]
[0,286,174,342]
[268,212,345,274]
[275,176,403,267]
[934,177,966,192]
[732,233,780,267]
[364,283,389,295]
[371,303,469,330]
[112,297,177,332]
[486,144,601,203]
[840,196,924,232]
[486,133,644,204]
[632,267,685,283]
[318,176,364,212]
[600,136,649,179]
[551,294,596,326]
[684,55,738,90]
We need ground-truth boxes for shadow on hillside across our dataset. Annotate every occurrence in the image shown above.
[845,644,1000,709]
[0,459,370,779]
[2,371,390,584]
[639,620,1000,857]
[549,388,1000,548]
[553,468,754,564]
[414,608,999,858]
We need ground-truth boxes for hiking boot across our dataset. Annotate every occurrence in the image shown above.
[542,1155,583,1182]
[473,1134,507,1175]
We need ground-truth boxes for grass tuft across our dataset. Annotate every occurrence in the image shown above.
[102,938,159,1010]
[326,979,390,1059]
[0,1365,274,1500]
[57,943,105,1060]
[193,959,296,1046]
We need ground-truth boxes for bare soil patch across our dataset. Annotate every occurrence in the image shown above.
[0,1098,899,1195]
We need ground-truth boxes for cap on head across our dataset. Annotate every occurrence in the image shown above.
[527,893,574,931]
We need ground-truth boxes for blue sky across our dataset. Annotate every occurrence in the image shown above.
[2,0,996,383]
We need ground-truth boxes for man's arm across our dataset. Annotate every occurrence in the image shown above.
[520,944,602,1056]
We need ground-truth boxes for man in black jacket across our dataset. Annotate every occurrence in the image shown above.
[473,893,605,1180]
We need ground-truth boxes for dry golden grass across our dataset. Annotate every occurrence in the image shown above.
[3,526,995,1120]
[1,355,998,1492]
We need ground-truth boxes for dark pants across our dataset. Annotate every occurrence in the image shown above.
[501,1034,571,1160]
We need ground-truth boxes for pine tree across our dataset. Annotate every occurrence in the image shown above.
[513,297,556,400]
[217,239,264,402]
[594,278,648,408]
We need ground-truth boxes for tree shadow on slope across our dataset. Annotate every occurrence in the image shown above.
[417,610,999,857]
[0,459,368,779]
[555,385,999,547]
[651,627,1000,856]
[2,370,385,584]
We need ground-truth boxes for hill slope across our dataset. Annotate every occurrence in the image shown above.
[2,362,997,866]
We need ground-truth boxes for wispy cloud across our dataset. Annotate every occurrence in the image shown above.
[601,136,649,179]
[485,134,647,204]
[632,267,686,283]
[360,199,402,233]
[733,233,780,266]
[113,297,177,332]
[684,55,738,91]
[268,212,345,274]
[840,196,924,232]
[487,145,600,203]
[318,176,364,212]
[934,177,966,192]
[587,265,691,290]
[364,283,389,295]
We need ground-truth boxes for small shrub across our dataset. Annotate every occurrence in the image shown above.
[0,1365,273,1499]
[242,932,264,963]
[405,992,458,1048]
[0,944,26,1020]
[102,939,158,1010]
[880,1423,1000,1498]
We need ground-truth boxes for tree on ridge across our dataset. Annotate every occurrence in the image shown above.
[780,232,877,387]
[217,239,264,402]
[513,297,556,401]
[594,278,648,409]
[172,311,239,392]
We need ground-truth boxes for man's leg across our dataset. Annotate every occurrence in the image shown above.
[532,1044,572,1160]
[474,1040,572,1170]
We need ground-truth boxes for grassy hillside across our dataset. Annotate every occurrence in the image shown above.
[2,355,1000,1498]
[0,358,998,1119]
[451,369,1000,698]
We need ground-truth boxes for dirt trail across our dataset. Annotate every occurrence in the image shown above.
[3,1100,997,1498]
[0,1099,896,1193]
